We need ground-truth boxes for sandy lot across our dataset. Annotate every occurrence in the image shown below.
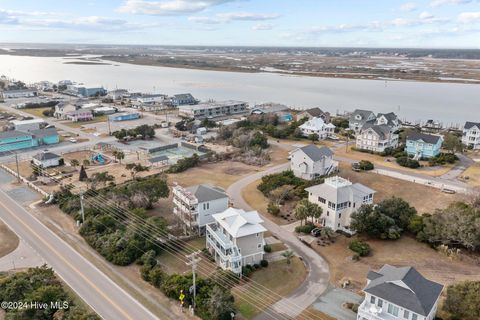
[461,163,480,187]
[314,235,480,293]
[0,220,19,258]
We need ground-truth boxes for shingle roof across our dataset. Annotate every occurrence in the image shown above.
[186,184,228,203]
[361,124,392,139]
[349,109,375,122]
[364,265,443,316]
[303,108,327,117]
[297,144,334,161]
[406,132,442,144]
[464,121,480,130]
[33,152,61,161]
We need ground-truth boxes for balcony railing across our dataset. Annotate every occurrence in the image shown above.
[357,302,398,320]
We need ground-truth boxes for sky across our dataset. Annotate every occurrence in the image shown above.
[0,0,479,48]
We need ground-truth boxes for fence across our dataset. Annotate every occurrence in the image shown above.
[0,164,51,198]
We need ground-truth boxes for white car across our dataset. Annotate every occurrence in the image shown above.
[69,138,78,143]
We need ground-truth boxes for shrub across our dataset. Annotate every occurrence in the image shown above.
[358,160,374,171]
[396,156,420,168]
[253,264,260,269]
[352,254,360,261]
[349,240,371,257]
[260,259,269,268]
[263,244,272,253]
[428,153,459,166]
[295,222,315,234]
[267,202,280,216]
[393,151,407,158]
[167,153,200,173]
[444,281,480,320]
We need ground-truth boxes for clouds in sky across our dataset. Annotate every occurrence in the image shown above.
[117,0,238,15]
[0,1,479,47]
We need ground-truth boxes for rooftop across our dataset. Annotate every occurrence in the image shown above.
[294,144,334,161]
[213,208,266,238]
[365,265,444,316]
[33,152,61,161]
[186,184,228,203]
[406,132,442,144]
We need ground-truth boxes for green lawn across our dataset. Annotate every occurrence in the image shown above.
[22,107,52,118]
[233,256,307,319]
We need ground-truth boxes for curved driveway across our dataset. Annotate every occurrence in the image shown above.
[227,162,330,319]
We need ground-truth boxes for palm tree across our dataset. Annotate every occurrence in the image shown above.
[116,151,125,164]
[309,202,323,223]
[70,159,79,168]
[294,199,309,226]
[83,159,90,167]
[281,250,294,265]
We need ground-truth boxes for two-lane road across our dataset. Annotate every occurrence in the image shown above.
[0,189,164,320]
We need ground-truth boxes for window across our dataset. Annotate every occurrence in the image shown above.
[412,314,417,320]
[377,299,383,308]
[257,244,262,248]
[403,310,409,319]
[339,213,342,218]
[387,304,399,317]
[256,233,259,237]
[370,296,376,304]
[318,197,326,204]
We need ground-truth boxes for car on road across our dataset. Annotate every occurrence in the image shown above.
[68,138,77,143]
[351,162,361,172]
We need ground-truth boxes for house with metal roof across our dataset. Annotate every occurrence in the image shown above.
[299,117,336,140]
[462,121,480,150]
[357,264,443,320]
[0,128,59,153]
[290,145,338,180]
[306,176,375,234]
[206,207,266,274]
[32,152,62,168]
[171,93,198,106]
[405,132,443,160]
[172,183,229,234]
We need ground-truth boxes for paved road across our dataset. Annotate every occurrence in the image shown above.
[226,162,330,319]
[0,189,163,320]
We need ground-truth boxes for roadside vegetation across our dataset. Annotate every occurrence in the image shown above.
[112,124,156,140]
[0,266,99,319]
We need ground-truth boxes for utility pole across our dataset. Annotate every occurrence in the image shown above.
[107,116,112,136]
[15,152,20,183]
[186,251,201,315]
[79,192,85,224]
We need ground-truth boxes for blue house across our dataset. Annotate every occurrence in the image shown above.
[0,128,59,153]
[108,112,140,122]
[405,132,443,159]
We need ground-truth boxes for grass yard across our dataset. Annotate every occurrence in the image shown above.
[241,180,293,225]
[314,235,480,292]
[338,162,465,214]
[21,107,52,118]
[233,256,307,319]
[461,163,480,187]
[335,145,454,177]
[0,220,19,258]
[63,115,108,128]
[270,242,288,252]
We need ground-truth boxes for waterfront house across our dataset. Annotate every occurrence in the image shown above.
[405,132,443,159]
[349,109,376,133]
[178,100,248,119]
[1,87,38,99]
[135,94,167,105]
[108,112,140,122]
[32,152,62,168]
[206,207,266,274]
[290,145,338,180]
[250,103,293,123]
[171,93,198,106]
[173,184,229,234]
[299,117,336,140]
[296,108,331,123]
[107,89,129,100]
[66,85,106,97]
[357,264,443,320]
[306,176,375,234]
[375,112,401,133]
[0,128,59,153]
[462,121,480,150]
[356,124,399,152]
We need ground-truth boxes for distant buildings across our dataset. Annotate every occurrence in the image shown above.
[107,89,129,100]
[296,107,331,123]
[462,121,480,150]
[135,94,167,105]
[405,132,443,159]
[54,104,94,122]
[357,264,443,320]
[206,207,266,274]
[178,100,248,119]
[290,145,338,180]
[108,112,140,122]
[32,152,62,168]
[1,87,38,99]
[299,117,336,140]
[349,109,377,133]
[171,93,198,106]
[306,176,375,234]
[0,128,59,153]
[250,103,293,123]
[66,85,106,97]
[172,184,229,234]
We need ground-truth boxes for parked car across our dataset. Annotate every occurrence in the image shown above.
[351,162,361,172]
[311,228,322,237]
[69,138,77,143]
